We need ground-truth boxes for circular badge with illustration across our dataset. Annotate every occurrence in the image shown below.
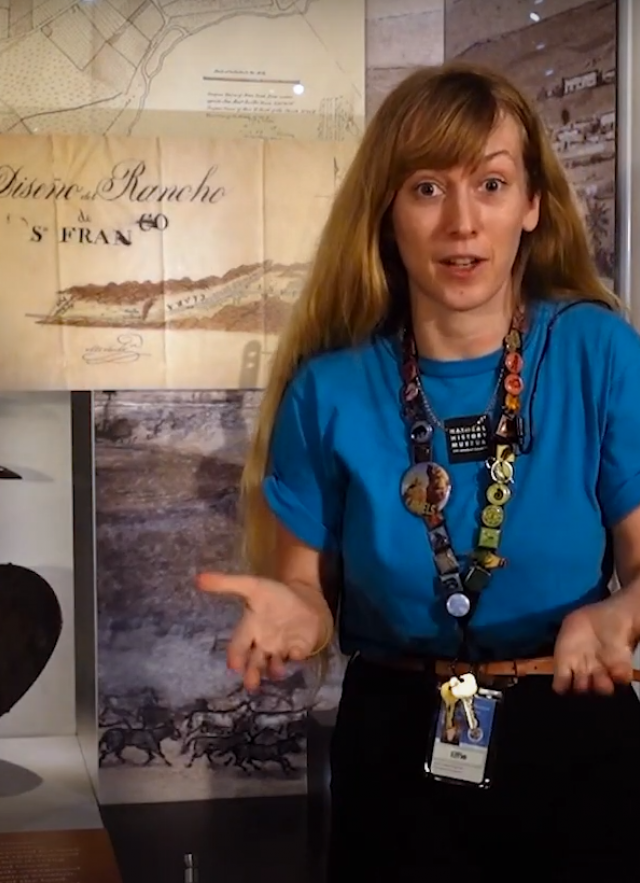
[401,461,451,517]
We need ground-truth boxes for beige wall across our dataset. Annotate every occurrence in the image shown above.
[366,0,445,118]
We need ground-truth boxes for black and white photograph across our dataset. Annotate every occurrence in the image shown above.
[445,0,617,285]
[94,390,344,805]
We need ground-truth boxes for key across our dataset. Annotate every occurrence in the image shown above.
[450,672,479,732]
[440,677,459,732]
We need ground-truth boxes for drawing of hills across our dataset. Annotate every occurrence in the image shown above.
[36,261,308,334]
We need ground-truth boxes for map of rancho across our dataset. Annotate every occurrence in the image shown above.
[0,133,356,390]
[0,0,364,140]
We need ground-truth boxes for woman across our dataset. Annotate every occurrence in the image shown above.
[198,63,640,879]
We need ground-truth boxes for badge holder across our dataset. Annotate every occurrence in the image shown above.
[424,674,503,788]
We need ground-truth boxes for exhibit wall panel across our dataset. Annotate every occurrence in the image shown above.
[91,1,446,807]
[0,393,76,738]
[93,390,342,805]
[444,0,618,290]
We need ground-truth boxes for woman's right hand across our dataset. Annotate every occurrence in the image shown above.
[196,571,334,691]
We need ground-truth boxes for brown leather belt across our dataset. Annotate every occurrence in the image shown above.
[363,653,640,682]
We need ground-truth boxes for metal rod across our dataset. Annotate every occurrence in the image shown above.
[616,0,635,317]
[184,853,199,883]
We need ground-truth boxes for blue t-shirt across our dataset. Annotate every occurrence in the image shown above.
[262,299,640,660]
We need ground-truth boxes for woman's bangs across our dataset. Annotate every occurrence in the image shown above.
[390,92,502,187]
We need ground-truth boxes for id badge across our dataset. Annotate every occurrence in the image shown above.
[425,686,502,788]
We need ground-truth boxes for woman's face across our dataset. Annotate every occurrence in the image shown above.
[390,113,540,316]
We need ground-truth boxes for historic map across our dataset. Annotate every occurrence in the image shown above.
[0,0,364,141]
[0,132,355,389]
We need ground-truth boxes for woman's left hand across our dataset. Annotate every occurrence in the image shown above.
[553,594,639,694]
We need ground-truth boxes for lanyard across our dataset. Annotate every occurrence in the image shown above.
[398,312,526,651]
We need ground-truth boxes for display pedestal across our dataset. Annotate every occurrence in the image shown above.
[0,736,121,882]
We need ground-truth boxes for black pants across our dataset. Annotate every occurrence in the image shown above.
[327,654,640,882]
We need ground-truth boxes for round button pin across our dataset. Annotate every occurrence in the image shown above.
[446,592,471,618]
[505,373,524,396]
[505,351,523,374]
[401,461,451,517]
[487,482,511,506]
[410,420,433,445]
[481,504,504,528]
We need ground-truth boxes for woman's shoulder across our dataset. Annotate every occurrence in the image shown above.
[291,335,394,392]
[535,295,640,360]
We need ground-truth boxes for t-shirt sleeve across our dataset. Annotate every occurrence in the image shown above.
[262,365,345,551]
[598,317,640,526]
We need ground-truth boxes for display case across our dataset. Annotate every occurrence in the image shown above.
[0,391,120,879]
[2,1,639,880]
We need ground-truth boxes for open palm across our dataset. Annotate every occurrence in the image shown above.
[197,572,332,691]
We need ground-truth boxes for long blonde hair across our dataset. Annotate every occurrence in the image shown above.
[241,61,620,575]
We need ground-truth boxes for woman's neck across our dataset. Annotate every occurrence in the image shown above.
[410,294,515,361]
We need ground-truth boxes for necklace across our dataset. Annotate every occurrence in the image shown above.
[418,366,506,465]
[417,370,505,432]
[398,310,526,628]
